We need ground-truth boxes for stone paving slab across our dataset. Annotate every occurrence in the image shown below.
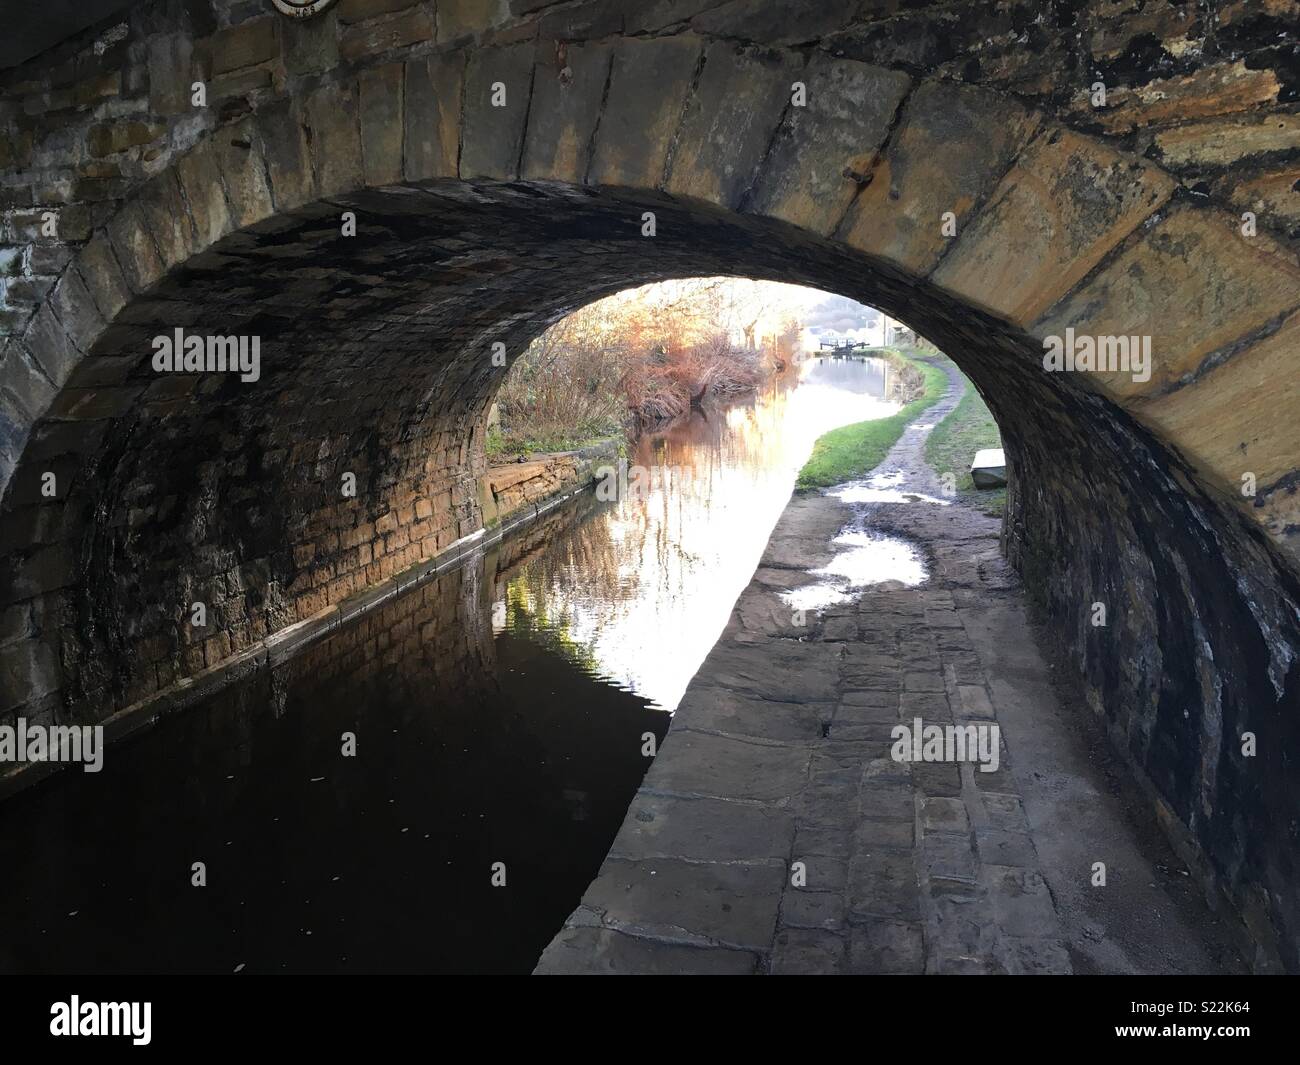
[609,793,795,864]
[575,857,787,951]
[536,926,759,974]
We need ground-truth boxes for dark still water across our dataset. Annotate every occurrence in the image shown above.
[0,356,897,974]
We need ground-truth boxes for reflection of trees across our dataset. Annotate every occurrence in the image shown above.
[498,579,602,676]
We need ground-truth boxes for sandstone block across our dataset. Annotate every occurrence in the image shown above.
[933,127,1175,326]
[1138,312,1300,493]
[340,8,433,62]
[588,35,702,188]
[253,99,317,212]
[359,63,406,186]
[841,80,1038,275]
[175,139,234,251]
[665,41,800,208]
[209,18,278,76]
[461,43,536,179]
[1034,207,1300,403]
[134,170,199,269]
[304,81,365,198]
[521,42,611,183]
[749,55,910,236]
[404,52,463,181]
[105,202,164,294]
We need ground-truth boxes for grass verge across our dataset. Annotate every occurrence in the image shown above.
[795,350,949,490]
[924,363,1006,517]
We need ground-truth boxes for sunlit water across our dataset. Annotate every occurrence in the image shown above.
[495,355,902,709]
[0,355,914,975]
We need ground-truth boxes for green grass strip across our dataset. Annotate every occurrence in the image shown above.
[795,350,949,490]
[923,363,1006,516]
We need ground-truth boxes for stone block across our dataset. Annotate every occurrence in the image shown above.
[440,0,509,40]
[854,817,913,849]
[359,63,406,187]
[847,849,920,920]
[48,268,104,353]
[750,55,910,235]
[933,127,1176,326]
[402,51,463,182]
[72,72,121,107]
[580,856,785,951]
[1084,61,1282,135]
[460,43,536,179]
[610,792,794,863]
[847,917,924,974]
[213,121,276,231]
[534,925,757,974]
[1153,112,1300,170]
[588,34,703,188]
[134,170,199,270]
[339,8,433,62]
[770,928,846,974]
[209,66,272,102]
[253,98,317,211]
[0,342,56,420]
[521,42,612,183]
[957,683,995,719]
[1138,311,1300,494]
[281,10,340,76]
[0,637,60,711]
[105,202,164,294]
[665,41,800,208]
[87,120,165,158]
[7,542,75,598]
[175,139,234,251]
[923,830,977,881]
[336,0,421,23]
[304,81,365,198]
[779,888,846,931]
[920,795,969,833]
[209,18,278,76]
[21,305,79,388]
[675,687,829,742]
[858,782,915,821]
[842,79,1039,275]
[646,729,809,802]
[984,865,1061,938]
[1035,206,1300,404]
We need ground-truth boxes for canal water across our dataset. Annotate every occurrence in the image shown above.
[0,356,900,975]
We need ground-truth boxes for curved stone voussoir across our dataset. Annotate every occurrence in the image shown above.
[838,80,1039,277]
[931,126,1177,328]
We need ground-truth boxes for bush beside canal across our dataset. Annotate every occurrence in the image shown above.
[795,350,948,490]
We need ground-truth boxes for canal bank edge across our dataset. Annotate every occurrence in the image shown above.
[0,439,621,801]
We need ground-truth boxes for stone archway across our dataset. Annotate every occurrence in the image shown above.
[1,3,1298,967]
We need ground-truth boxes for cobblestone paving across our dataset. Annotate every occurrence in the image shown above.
[535,363,1071,974]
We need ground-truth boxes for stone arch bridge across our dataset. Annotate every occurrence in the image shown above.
[0,0,1298,968]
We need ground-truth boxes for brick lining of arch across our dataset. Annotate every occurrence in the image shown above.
[1,2,1299,968]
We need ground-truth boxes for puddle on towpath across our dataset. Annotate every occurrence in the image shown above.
[780,435,958,612]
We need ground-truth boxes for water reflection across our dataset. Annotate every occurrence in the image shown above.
[494,356,899,710]
[782,530,929,611]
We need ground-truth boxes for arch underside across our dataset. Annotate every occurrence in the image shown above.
[1,178,1297,967]
[0,6,1298,968]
